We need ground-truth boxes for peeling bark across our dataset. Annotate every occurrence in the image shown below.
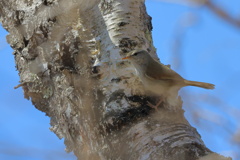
[0,0,231,159]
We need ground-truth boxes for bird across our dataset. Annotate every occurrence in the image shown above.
[122,49,215,110]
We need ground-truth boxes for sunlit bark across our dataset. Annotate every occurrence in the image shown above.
[0,0,231,159]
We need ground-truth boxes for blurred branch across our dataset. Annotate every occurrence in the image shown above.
[182,90,240,158]
[157,0,240,29]
[171,12,197,70]
[204,0,240,29]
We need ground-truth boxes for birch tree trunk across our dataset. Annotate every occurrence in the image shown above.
[0,0,231,159]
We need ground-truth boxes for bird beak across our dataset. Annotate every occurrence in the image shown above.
[122,56,130,60]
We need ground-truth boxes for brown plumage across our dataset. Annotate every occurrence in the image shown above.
[122,49,215,108]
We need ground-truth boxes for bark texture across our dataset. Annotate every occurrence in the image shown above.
[0,0,232,160]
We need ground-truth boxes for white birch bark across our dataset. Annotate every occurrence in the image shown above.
[0,0,231,159]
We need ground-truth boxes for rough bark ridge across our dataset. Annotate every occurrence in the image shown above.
[0,0,231,160]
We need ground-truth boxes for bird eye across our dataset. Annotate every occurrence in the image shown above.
[132,52,139,56]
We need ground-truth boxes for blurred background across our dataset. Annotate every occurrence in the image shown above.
[0,0,240,159]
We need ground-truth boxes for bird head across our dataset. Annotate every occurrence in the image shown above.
[122,50,150,66]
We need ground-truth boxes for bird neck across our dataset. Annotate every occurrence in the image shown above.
[131,61,148,77]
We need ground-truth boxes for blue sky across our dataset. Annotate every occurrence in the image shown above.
[1,0,240,159]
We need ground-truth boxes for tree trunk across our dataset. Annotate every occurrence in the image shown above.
[0,0,231,159]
